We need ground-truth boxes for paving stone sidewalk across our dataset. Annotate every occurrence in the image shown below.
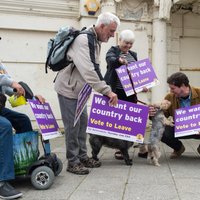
[13,135,200,200]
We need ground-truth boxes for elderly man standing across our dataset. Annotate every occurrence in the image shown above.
[54,12,120,175]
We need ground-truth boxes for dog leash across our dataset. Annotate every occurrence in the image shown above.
[126,64,147,105]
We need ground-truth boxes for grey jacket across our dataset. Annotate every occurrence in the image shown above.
[54,26,111,99]
[0,63,14,95]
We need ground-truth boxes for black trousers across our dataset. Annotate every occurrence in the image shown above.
[161,125,200,151]
[115,88,137,103]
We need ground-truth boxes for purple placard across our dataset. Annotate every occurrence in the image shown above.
[74,83,92,126]
[116,58,159,96]
[87,94,149,143]
[28,99,61,140]
[128,58,159,92]
[175,104,200,137]
[115,65,134,96]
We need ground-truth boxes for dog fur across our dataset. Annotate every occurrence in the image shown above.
[89,134,133,165]
[148,99,173,166]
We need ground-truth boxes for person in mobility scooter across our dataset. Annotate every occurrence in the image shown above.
[0,82,34,199]
[0,63,62,199]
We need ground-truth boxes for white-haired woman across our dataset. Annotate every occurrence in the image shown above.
[104,29,148,160]
[105,29,137,101]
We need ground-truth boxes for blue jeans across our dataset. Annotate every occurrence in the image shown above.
[0,107,32,181]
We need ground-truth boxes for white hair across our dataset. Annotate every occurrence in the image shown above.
[119,30,135,43]
[95,12,120,27]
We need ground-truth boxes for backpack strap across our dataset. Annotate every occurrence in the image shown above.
[126,65,147,105]
[87,33,103,80]
[54,29,103,82]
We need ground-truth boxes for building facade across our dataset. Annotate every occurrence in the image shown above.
[0,0,200,127]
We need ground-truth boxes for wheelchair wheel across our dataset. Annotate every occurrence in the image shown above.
[31,166,55,190]
[55,157,63,176]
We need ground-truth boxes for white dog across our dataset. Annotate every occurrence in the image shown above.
[148,99,173,166]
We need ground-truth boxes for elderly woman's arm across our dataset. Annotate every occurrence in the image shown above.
[106,47,122,69]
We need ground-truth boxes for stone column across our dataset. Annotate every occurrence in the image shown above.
[151,5,168,103]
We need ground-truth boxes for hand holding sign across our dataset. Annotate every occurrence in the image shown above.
[28,99,61,140]
[116,58,159,97]
[87,94,149,143]
[175,104,200,137]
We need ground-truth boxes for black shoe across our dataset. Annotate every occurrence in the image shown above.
[0,182,22,199]
[138,152,148,159]
[114,151,124,160]
[197,145,200,154]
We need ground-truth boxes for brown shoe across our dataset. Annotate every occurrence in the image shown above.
[197,145,200,154]
[170,145,185,159]
[67,163,89,175]
[81,157,101,168]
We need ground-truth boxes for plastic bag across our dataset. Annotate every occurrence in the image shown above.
[13,131,39,176]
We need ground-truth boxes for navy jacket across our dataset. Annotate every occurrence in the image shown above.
[104,46,137,92]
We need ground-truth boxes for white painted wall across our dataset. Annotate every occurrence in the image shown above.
[1,0,200,129]
[169,12,200,90]
[0,11,80,128]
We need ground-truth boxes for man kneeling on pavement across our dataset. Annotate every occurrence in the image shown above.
[160,72,200,158]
